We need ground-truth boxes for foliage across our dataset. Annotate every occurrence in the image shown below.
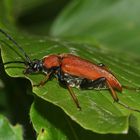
[0,0,140,139]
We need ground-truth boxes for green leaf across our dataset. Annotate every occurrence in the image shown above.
[50,0,140,55]
[0,114,23,140]
[31,97,140,140]
[30,98,73,140]
[1,30,140,135]
[1,0,140,138]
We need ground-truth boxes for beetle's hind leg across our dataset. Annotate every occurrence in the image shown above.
[81,77,140,112]
[80,77,119,102]
[80,77,107,90]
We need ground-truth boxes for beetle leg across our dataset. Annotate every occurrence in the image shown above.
[33,72,52,87]
[80,77,119,102]
[66,84,81,110]
[106,81,140,112]
[106,80,119,102]
[103,79,140,112]
[56,70,81,110]
[81,77,140,112]
[80,77,106,90]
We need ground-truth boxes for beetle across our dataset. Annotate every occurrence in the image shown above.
[0,29,140,112]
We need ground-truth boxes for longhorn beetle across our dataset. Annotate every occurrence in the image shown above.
[0,29,140,112]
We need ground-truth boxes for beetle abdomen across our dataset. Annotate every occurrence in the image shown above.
[61,54,122,91]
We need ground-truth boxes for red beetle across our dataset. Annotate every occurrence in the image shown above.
[0,29,139,112]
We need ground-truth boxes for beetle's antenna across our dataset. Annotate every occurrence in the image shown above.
[0,29,31,64]
[4,61,26,65]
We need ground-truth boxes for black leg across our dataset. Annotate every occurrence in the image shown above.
[81,77,140,112]
[80,77,106,90]
[80,77,119,102]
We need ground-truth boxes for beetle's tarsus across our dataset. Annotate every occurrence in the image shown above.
[117,101,140,113]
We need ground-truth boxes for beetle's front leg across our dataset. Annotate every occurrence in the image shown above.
[33,72,52,87]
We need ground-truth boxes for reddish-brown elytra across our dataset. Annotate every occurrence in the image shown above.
[0,29,140,112]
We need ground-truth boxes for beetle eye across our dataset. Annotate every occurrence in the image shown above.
[33,64,37,69]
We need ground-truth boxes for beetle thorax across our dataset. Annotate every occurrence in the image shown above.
[43,55,61,69]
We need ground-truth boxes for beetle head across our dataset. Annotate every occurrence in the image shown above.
[0,29,48,75]
[24,59,44,74]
